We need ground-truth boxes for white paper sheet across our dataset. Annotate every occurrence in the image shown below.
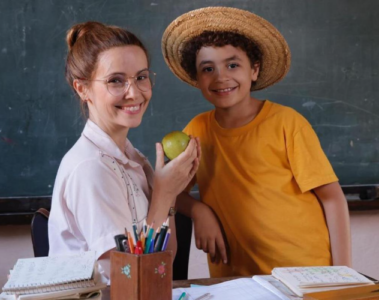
[172,278,282,300]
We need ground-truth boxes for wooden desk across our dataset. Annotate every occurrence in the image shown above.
[101,274,377,300]
[101,276,243,300]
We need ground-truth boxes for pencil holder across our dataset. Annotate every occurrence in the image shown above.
[110,250,173,300]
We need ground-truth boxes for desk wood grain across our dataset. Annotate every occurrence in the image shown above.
[102,277,244,300]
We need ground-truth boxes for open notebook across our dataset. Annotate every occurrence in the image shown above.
[172,267,376,300]
[270,266,375,297]
[1,252,106,300]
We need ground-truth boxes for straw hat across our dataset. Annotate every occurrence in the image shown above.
[161,7,291,91]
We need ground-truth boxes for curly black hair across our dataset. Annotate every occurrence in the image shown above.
[180,31,263,89]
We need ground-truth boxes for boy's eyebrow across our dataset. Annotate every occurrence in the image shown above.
[198,56,242,67]
[198,60,214,67]
[224,55,242,62]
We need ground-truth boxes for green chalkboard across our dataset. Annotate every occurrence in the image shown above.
[1,0,378,198]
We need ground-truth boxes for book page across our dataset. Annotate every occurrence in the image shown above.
[253,275,302,300]
[3,252,96,290]
[272,266,374,288]
[172,278,282,300]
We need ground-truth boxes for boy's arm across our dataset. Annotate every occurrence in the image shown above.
[313,182,352,266]
[176,191,228,264]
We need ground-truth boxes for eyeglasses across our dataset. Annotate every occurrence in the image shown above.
[84,70,156,96]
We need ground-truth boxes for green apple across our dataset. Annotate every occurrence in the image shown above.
[162,131,190,160]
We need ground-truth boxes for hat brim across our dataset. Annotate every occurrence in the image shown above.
[161,6,291,91]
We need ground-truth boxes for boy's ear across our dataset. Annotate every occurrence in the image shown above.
[251,62,260,82]
[73,79,90,102]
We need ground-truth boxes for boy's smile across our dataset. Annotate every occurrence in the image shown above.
[195,45,259,113]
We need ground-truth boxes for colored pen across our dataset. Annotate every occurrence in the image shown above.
[127,231,135,254]
[161,229,171,251]
[146,224,150,236]
[135,241,143,255]
[154,221,168,252]
[178,292,186,300]
[154,227,161,248]
[122,239,130,253]
[140,232,146,252]
[144,225,155,254]
[194,293,211,300]
[132,222,139,243]
[143,219,147,235]
[149,238,155,253]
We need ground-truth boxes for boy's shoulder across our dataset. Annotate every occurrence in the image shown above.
[184,110,213,133]
[267,100,302,117]
[265,100,310,127]
[188,110,213,123]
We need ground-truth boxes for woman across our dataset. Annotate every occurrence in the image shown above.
[48,21,199,279]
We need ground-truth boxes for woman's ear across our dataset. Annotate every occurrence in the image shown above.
[251,62,260,82]
[73,79,89,102]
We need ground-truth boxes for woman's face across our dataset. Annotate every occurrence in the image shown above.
[86,45,152,135]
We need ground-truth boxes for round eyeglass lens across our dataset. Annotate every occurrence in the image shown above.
[106,71,155,96]
[136,71,155,92]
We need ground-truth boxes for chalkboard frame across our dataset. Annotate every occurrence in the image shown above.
[2,185,379,225]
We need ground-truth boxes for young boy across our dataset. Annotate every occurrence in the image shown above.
[162,7,351,277]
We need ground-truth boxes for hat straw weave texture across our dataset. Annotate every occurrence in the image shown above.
[162,6,291,91]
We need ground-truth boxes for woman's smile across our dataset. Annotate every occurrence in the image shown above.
[116,102,144,115]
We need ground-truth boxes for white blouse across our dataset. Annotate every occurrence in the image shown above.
[48,120,154,261]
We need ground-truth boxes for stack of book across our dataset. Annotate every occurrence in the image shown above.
[253,266,378,300]
[0,252,107,300]
[173,266,378,300]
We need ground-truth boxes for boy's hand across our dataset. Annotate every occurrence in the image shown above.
[193,203,228,264]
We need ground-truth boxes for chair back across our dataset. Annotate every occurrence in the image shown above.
[173,212,193,280]
[173,191,199,280]
[30,208,50,257]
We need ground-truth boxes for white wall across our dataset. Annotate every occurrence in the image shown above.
[350,210,379,279]
[0,225,34,289]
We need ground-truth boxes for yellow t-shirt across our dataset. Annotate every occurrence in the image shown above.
[183,100,338,277]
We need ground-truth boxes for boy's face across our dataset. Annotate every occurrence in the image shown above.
[195,45,259,110]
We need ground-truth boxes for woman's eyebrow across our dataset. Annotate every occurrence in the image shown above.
[104,68,149,77]
[105,72,126,77]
